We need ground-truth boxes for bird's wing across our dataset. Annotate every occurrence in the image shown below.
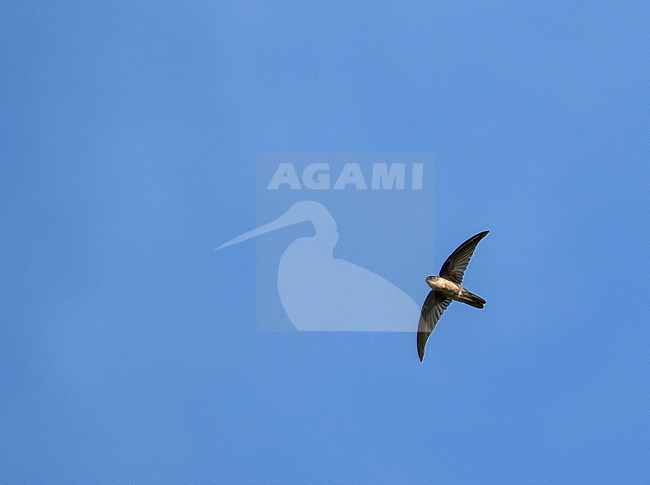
[439,230,489,284]
[417,291,452,361]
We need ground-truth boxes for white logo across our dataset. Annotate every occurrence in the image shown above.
[217,153,434,331]
[267,163,423,190]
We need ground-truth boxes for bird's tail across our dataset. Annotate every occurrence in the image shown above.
[460,290,486,309]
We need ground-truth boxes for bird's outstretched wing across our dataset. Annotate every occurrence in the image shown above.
[417,291,452,361]
[439,230,489,285]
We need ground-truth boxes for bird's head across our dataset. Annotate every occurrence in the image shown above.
[425,275,438,285]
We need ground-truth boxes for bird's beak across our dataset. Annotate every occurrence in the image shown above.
[216,208,300,250]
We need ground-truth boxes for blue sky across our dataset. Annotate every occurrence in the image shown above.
[2,2,649,484]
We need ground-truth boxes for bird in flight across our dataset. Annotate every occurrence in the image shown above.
[417,231,489,361]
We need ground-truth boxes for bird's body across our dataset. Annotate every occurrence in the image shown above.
[417,231,489,361]
[425,276,485,309]
[426,276,461,299]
